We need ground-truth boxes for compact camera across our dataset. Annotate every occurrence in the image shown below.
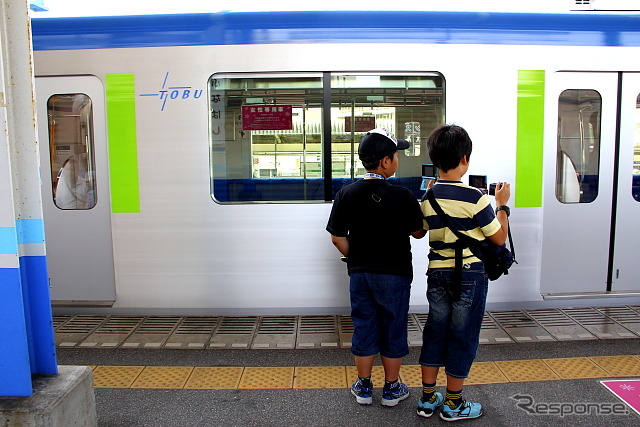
[469,175,499,196]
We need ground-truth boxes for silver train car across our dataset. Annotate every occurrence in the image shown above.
[30,11,640,315]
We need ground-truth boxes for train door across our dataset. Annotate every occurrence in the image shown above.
[36,76,116,305]
[541,72,640,297]
[610,73,640,292]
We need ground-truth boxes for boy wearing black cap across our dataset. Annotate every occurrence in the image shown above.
[326,128,426,407]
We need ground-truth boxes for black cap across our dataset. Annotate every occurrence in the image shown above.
[358,128,410,162]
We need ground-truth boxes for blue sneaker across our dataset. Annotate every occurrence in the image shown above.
[416,392,444,418]
[381,382,409,407]
[351,378,373,405]
[440,400,483,421]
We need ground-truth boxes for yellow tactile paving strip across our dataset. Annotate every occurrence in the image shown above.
[184,367,244,389]
[86,354,640,390]
[130,366,194,389]
[238,367,294,389]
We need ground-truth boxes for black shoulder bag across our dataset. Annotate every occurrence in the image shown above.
[425,189,516,299]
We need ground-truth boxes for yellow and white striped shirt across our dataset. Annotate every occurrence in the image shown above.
[421,180,501,269]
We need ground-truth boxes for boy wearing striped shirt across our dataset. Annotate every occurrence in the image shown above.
[416,124,511,422]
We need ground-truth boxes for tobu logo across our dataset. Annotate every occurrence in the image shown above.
[139,72,203,111]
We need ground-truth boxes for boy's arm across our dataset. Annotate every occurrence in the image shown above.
[486,182,510,246]
[330,235,349,257]
[486,212,508,246]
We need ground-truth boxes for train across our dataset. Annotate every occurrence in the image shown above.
[30,10,640,315]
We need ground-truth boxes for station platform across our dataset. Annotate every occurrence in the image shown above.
[53,306,640,426]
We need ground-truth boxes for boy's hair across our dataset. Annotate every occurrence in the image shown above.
[427,124,472,172]
[361,152,396,171]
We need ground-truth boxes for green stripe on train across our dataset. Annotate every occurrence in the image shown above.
[516,70,545,208]
[106,73,140,213]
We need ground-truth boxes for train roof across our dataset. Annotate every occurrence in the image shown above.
[31,10,640,50]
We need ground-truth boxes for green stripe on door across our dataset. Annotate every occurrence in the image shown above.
[516,70,545,208]
[106,73,140,213]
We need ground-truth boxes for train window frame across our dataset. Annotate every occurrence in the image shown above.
[47,93,97,210]
[208,71,445,204]
[555,89,602,204]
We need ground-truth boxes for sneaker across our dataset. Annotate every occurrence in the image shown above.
[381,382,409,407]
[416,392,444,418]
[351,378,373,405]
[440,400,483,421]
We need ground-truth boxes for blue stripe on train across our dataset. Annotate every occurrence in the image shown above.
[32,11,640,51]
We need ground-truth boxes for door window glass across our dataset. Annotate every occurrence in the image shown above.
[48,94,97,210]
[556,89,602,203]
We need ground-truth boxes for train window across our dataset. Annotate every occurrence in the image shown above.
[209,73,324,202]
[556,89,602,203]
[47,94,97,210]
[330,73,444,180]
[208,72,444,203]
[633,94,640,202]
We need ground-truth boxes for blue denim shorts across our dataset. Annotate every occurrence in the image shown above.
[418,262,488,378]
[349,272,412,359]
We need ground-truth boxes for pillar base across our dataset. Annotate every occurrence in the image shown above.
[0,365,97,426]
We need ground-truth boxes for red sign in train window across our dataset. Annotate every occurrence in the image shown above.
[345,116,376,132]
[241,105,293,130]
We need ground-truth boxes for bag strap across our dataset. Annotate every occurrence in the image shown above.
[506,220,517,263]
[425,189,468,300]
[426,190,470,243]
[371,180,391,203]
[426,188,517,263]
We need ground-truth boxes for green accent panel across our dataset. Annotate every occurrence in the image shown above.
[106,74,140,213]
[516,70,545,208]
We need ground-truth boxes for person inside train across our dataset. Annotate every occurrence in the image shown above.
[416,124,510,421]
[326,128,426,407]
[54,156,95,209]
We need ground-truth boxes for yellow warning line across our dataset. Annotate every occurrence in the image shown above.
[84,354,640,389]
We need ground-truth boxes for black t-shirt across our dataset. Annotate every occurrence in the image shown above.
[326,179,424,277]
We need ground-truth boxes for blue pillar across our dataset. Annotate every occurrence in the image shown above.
[0,0,57,396]
[0,228,32,396]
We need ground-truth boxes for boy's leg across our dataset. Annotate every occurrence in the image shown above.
[416,270,452,418]
[372,274,411,407]
[440,264,487,421]
[418,270,451,372]
[380,355,410,407]
[355,355,376,380]
[349,273,377,405]
[380,355,402,382]
[417,366,445,418]
[352,355,375,405]
[421,365,439,384]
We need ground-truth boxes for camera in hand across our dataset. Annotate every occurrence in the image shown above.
[469,175,498,197]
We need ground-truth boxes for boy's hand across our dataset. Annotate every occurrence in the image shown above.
[494,181,511,206]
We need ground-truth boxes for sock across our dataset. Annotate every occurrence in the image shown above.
[445,389,463,409]
[421,382,437,403]
[358,376,372,388]
[383,379,398,390]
